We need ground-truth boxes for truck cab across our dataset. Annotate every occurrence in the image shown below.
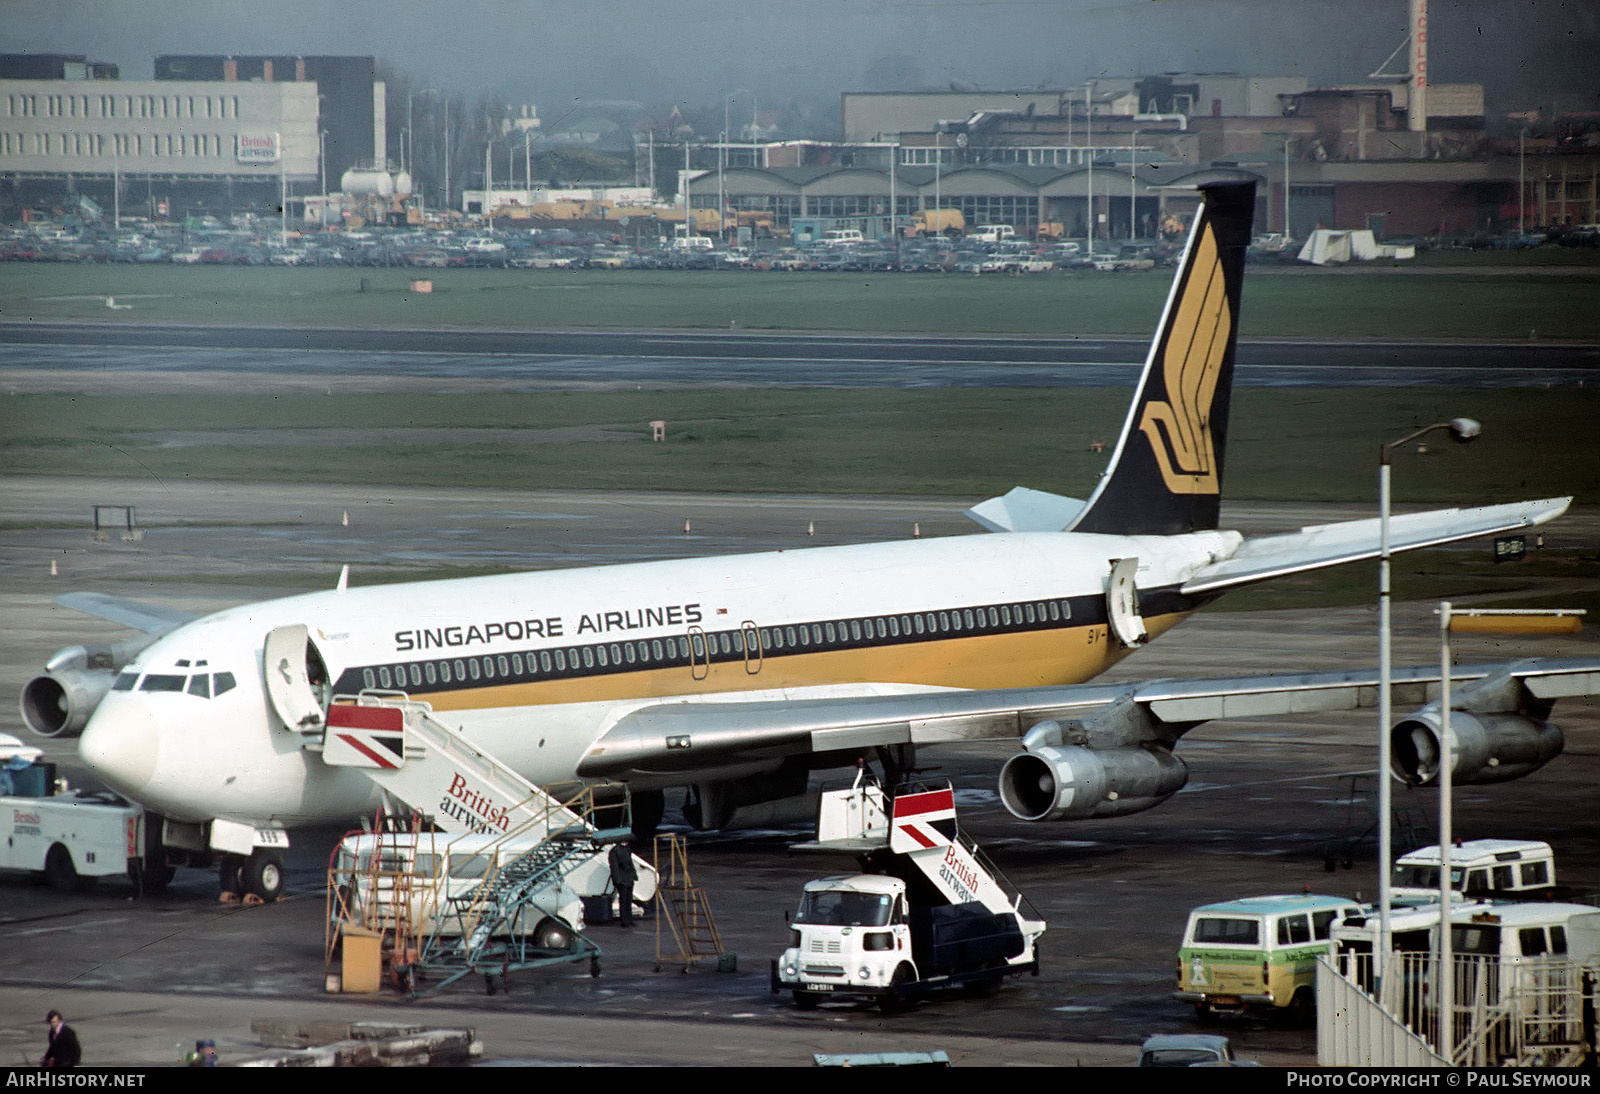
[780,874,914,1009]
[774,778,1043,1012]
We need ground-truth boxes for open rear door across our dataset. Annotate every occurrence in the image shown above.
[1106,557,1148,648]
[263,624,327,732]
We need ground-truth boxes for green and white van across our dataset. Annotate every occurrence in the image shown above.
[1174,893,1362,1022]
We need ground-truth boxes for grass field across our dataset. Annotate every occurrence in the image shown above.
[3,262,1599,339]
[4,387,1596,505]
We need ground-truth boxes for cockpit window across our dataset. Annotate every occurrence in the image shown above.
[124,671,237,698]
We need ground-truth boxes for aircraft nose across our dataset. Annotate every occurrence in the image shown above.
[78,701,160,796]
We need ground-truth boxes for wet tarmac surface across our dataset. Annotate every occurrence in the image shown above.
[1,476,1596,1066]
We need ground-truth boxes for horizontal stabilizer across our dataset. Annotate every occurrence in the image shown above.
[53,592,199,636]
[1182,497,1571,595]
[965,487,1087,533]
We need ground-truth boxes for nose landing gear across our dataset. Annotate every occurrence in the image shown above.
[219,848,286,904]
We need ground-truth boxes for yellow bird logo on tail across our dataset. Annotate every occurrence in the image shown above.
[1136,224,1231,496]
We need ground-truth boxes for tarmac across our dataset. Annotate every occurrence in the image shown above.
[1,477,1596,1067]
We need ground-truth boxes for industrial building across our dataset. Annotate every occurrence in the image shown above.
[0,53,382,220]
[690,75,1598,242]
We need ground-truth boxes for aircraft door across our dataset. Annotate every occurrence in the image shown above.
[741,621,763,675]
[1105,557,1148,647]
[687,626,709,681]
[262,624,329,732]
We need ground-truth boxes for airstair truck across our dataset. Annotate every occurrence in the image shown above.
[774,775,1045,1011]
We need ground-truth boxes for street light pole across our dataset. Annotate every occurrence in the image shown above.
[1376,417,1480,1007]
[1519,127,1528,235]
[1129,129,1138,243]
[1436,598,1456,1059]
[1085,81,1094,254]
[1283,136,1296,237]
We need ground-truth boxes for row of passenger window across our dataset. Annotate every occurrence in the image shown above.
[354,596,1080,694]
[111,671,238,699]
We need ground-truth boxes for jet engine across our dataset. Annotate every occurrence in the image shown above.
[20,638,151,739]
[1390,704,1563,787]
[999,744,1188,821]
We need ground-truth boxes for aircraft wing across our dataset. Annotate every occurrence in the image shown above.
[1182,497,1571,596]
[53,592,200,636]
[577,656,1600,781]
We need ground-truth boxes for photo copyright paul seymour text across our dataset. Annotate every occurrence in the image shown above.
[1288,1075,1592,1089]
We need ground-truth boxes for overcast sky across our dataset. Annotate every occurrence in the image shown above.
[4,0,1595,120]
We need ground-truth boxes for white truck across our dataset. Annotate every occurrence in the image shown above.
[774,776,1045,1012]
[0,733,171,893]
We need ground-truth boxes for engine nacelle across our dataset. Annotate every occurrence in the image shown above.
[20,637,153,739]
[999,744,1188,821]
[21,668,116,738]
[1390,706,1563,787]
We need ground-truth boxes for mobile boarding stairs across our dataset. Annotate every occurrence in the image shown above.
[315,690,656,995]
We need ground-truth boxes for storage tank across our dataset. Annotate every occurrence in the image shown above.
[393,171,413,199]
[340,170,395,198]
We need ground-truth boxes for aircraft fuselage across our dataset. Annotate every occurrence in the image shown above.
[77,528,1240,827]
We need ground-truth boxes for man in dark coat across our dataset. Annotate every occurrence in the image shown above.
[42,1010,81,1068]
[608,837,637,928]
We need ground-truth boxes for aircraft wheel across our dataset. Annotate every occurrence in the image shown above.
[243,850,285,902]
[45,844,81,892]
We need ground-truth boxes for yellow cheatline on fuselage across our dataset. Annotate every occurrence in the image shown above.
[414,612,1191,713]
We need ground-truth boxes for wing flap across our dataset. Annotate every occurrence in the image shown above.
[1183,497,1571,595]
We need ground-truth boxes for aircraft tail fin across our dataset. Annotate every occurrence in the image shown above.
[1067,180,1256,535]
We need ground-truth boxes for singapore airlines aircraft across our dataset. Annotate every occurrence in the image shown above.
[22,182,1593,897]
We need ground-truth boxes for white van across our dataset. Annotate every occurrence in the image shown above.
[1452,903,1600,968]
[819,229,864,247]
[1175,893,1364,1022]
[1392,840,1558,902]
[1332,901,1599,1005]
[970,224,1016,243]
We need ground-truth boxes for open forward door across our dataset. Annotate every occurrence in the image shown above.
[263,624,327,732]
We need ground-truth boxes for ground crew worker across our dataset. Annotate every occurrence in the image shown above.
[608,836,637,928]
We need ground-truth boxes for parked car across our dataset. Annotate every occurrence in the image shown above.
[1137,1034,1257,1067]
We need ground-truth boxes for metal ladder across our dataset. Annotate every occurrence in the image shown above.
[653,833,725,973]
